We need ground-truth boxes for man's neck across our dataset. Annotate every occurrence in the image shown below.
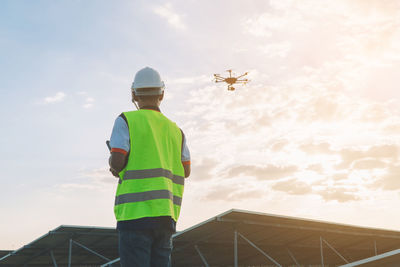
[140,105,160,112]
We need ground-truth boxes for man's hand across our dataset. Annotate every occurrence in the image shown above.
[109,167,120,178]
[109,151,128,177]
[183,163,191,178]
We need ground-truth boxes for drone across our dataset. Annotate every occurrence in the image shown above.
[213,69,249,91]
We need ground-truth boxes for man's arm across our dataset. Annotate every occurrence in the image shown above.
[181,131,191,178]
[108,115,130,177]
[183,162,191,178]
[109,150,128,177]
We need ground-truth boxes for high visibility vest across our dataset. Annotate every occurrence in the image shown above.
[114,109,185,222]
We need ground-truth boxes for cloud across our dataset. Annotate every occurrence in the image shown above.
[351,158,386,170]
[384,122,400,134]
[361,103,391,122]
[337,144,399,169]
[59,183,100,190]
[299,142,333,155]
[348,0,400,15]
[373,164,400,190]
[271,176,363,202]
[317,187,360,203]
[226,164,298,180]
[269,0,294,11]
[153,3,186,30]
[243,9,310,37]
[190,157,218,181]
[168,75,209,85]
[269,139,289,152]
[57,167,117,192]
[83,97,95,109]
[229,189,265,200]
[271,177,361,203]
[43,92,66,104]
[83,167,115,184]
[259,42,292,58]
[367,145,399,158]
[201,184,265,201]
[183,73,400,198]
[202,185,237,201]
[307,163,324,173]
[175,0,400,213]
[272,178,312,195]
[76,92,95,109]
[331,172,349,181]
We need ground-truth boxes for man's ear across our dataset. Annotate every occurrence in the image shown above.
[159,91,164,101]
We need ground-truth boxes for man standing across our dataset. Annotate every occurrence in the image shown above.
[108,67,191,267]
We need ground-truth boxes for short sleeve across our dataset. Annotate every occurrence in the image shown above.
[181,133,191,163]
[109,116,130,153]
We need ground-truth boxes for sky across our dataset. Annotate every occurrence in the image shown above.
[1,0,400,250]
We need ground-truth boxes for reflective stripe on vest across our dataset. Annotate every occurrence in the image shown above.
[123,168,184,185]
[115,189,182,206]
[114,109,185,222]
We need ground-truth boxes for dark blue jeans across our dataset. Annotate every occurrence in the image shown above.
[118,229,173,267]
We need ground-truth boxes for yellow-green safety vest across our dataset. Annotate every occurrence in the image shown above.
[114,109,185,222]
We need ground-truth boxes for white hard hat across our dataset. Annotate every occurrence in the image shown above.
[131,67,165,96]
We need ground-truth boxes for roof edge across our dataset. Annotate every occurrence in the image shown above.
[223,209,400,234]
[174,208,400,239]
[57,225,116,230]
[173,209,237,238]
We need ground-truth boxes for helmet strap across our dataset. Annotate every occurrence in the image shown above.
[133,99,139,110]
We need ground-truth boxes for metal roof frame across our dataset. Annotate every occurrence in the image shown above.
[2,209,400,266]
[339,248,400,267]
[0,225,118,267]
[172,209,400,266]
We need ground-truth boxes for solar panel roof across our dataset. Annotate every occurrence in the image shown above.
[2,209,400,266]
[0,225,119,267]
[172,209,400,266]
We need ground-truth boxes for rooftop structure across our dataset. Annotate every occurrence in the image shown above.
[172,209,400,266]
[1,209,400,266]
[0,225,118,267]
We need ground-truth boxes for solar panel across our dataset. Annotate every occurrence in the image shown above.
[0,225,119,267]
[2,210,400,266]
[172,209,400,266]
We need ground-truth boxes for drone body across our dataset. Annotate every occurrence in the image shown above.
[214,69,249,91]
